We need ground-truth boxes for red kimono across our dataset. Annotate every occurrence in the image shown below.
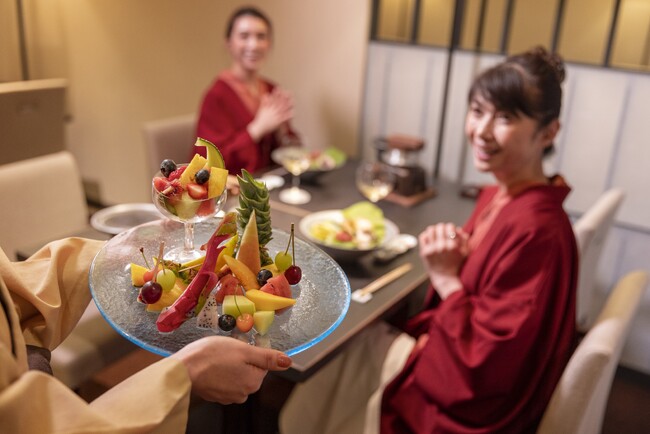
[195,76,298,175]
[381,181,578,433]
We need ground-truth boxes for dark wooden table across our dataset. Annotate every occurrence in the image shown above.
[16,161,475,383]
[260,161,476,382]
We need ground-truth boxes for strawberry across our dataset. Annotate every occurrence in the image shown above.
[168,166,187,181]
[187,183,208,200]
[153,177,170,193]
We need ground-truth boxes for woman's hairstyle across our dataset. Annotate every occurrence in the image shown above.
[225,6,273,39]
[468,46,565,155]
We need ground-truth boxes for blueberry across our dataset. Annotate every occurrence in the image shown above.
[195,168,210,185]
[160,159,177,178]
[257,269,273,286]
[218,314,236,332]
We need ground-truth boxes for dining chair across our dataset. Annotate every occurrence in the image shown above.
[0,151,88,261]
[142,113,196,176]
[0,151,137,390]
[537,270,649,434]
[573,188,625,332]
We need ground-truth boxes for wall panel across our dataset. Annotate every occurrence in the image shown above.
[610,77,650,228]
[559,67,628,212]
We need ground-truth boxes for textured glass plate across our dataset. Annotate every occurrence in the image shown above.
[89,219,350,357]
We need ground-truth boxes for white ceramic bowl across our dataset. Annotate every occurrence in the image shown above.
[298,210,399,262]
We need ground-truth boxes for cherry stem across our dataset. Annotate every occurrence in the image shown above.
[284,231,291,255]
[139,247,151,269]
[233,288,244,317]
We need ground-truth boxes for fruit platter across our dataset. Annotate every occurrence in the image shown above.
[89,140,350,357]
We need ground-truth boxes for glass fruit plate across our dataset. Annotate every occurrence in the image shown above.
[89,218,351,357]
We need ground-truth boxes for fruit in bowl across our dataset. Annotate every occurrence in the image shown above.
[301,147,347,182]
[307,147,347,171]
[132,164,303,336]
[152,138,229,223]
[299,201,399,262]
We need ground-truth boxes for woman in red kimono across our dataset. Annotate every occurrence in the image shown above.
[281,47,578,434]
[195,7,300,175]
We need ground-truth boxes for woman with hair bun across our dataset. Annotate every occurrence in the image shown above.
[194,6,300,175]
[281,47,578,434]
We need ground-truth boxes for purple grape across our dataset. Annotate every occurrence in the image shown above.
[139,281,163,304]
[160,159,177,178]
[218,314,236,332]
[194,169,210,185]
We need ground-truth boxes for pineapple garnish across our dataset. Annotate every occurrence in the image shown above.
[236,169,273,266]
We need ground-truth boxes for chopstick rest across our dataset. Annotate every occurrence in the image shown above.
[352,263,414,304]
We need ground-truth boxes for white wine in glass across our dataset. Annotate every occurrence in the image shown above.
[273,147,312,205]
[356,162,395,202]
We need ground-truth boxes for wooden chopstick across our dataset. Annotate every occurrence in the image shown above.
[358,263,413,296]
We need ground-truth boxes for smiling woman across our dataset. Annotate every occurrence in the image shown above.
[195,6,302,176]
[280,47,578,434]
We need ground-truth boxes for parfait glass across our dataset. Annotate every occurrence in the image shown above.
[152,166,227,263]
[355,161,395,203]
[273,146,312,205]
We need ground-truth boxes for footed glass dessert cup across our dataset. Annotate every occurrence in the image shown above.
[152,168,227,263]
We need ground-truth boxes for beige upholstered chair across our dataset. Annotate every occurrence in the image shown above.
[0,151,88,261]
[142,113,196,176]
[0,151,136,389]
[537,270,649,434]
[574,189,625,332]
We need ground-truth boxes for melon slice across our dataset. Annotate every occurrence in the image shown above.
[236,209,261,274]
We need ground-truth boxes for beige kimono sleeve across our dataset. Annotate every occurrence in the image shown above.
[0,238,192,433]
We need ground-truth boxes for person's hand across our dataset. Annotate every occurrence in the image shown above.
[170,336,292,404]
[418,223,469,299]
[247,88,295,142]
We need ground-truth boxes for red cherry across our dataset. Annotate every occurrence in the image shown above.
[285,265,302,285]
[139,281,163,304]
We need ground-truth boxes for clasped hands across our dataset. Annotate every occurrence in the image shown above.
[418,222,469,299]
[248,87,295,142]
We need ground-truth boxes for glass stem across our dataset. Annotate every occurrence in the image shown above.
[292,174,300,189]
[183,222,195,252]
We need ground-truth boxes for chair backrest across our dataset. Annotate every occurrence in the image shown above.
[142,113,196,176]
[537,270,649,434]
[0,151,88,260]
[574,188,625,331]
[0,79,67,165]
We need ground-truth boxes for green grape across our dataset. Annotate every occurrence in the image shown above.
[275,251,293,273]
[156,268,176,292]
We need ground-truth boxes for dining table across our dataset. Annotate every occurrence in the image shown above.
[15,159,477,384]
[258,160,477,382]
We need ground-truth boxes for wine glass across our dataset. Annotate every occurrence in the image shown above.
[355,161,395,202]
[273,146,312,205]
[152,166,227,263]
